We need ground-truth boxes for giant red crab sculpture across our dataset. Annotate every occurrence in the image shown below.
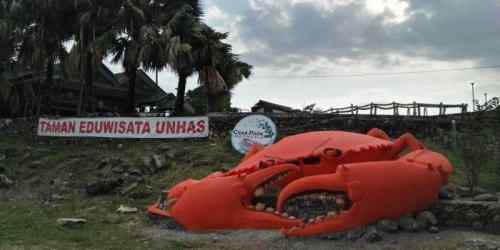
[148,129,453,237]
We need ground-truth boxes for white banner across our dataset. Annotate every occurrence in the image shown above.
[37,117,209,139]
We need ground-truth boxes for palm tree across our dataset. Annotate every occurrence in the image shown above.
[97,0,165,113]
[95,0,204,114]
[0,0,23,117]
[194,24,253,112]
[160,4,202,115]
[17,0,79,115]
[73,0,123,114]
[212,58,252,112]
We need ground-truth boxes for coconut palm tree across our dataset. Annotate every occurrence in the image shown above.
[73,0,123,114]
[17,0,79,115]
[0,0,20,74]
[193,24,253,112]
[159,5,202,115]
[0,0,23,117]
[98,0,194,113]
[213,58,252,112]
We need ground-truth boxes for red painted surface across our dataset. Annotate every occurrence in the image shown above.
[148,129,453,237]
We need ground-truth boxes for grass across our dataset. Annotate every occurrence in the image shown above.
[0,133,498,249]
[425,134,500,192]
[0,135,241,250]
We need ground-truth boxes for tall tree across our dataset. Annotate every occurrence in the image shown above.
[95,0,204,114]
[0,0,22,117]
[194,24,253,113]
[160,3,202,116]
[73,0,123,114]
[17,0,78,115]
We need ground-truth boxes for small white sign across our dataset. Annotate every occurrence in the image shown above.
[231,115,277,154]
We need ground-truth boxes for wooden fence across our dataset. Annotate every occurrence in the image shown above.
[321,102,468,116]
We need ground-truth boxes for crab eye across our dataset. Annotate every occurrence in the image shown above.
[323,148,342,157]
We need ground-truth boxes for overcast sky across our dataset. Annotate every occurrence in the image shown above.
[107,0,500,112]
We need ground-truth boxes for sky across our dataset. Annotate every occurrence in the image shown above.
[106,0,500,112]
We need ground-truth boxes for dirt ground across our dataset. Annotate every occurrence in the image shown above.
[141,227,500,250]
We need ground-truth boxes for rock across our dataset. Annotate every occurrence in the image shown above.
[85,178,123,196]
[364,226,383,243]
[428,226,440,234]
[398,216,419,232]
[51,194,66,201]
[102,214,122,224]
[159,217,184,230]
[117,205,138,214]
[120,182,138,195]
[466,211,481,222]
[28,161,43,169]
[152,154,164,170]
[57,218,87,227]
[347,227,366,241]
[196,160,212,166]
[464,239,499,250]
[473,193,499,202]
[158,144,171,152]
[376,219,399,233]
[142,156,152,168]
[493,215,500,223]
[320,232,347,241]
[0,174,13,188]
[128,168,143,176]
[111,166,125,174]
[416,211,438,228]
[0,153,6,161]
[439,189,455,200]
[127,184,153,199]
[473,221,484,230]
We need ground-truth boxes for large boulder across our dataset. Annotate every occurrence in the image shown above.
[398,216,420,232]
[416,211,438,229]
[85,178,123,196]
[473,194,499,202]
[376,219,399,233]
[0,174,13,189]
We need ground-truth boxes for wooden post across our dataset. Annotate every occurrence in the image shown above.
[393,102,398,116]
[370,103,373,116]
[413,102,417,116]
[351,104,354,115]
[417,104,421,117]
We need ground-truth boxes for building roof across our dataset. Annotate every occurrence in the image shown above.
[252,100,295,112]
[115,69,170,106]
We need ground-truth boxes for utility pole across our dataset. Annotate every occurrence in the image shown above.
[470,82,476,112]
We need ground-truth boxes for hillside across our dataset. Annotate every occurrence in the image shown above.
[0,135,499,250]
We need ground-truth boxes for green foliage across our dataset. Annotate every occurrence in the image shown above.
[187,86,232,114]
[427,115,500,192]
[5,0,252,116]
[455,129,495,192]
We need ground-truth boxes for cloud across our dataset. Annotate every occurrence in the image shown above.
[233,0,500,70]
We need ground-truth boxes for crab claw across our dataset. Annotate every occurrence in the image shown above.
[242,163,301,193]
[277,150,449,237]
[277,172,363,237]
